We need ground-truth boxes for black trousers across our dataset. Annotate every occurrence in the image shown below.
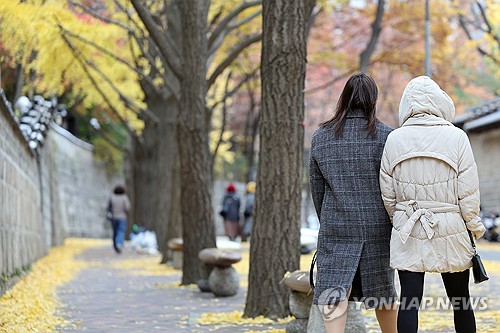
[398,269,476,333]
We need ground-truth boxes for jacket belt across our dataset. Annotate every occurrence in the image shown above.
[395,200,460,244]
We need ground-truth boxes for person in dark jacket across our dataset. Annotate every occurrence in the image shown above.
[220,183,241,241]
[108,185,131,253]
[309,73,397,332]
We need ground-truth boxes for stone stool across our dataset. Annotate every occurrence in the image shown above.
[282,271,313,333]
[198,248,241,297]
[167,238,183,269]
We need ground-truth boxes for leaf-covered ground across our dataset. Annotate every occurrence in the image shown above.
[0,238,499,332]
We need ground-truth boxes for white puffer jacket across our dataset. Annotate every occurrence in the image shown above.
[380,76,486,273]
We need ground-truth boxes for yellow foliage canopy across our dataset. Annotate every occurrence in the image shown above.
[0,0,144,130]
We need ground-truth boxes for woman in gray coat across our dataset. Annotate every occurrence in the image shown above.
[309,73,397,332]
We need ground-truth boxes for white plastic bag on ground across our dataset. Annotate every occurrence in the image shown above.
[130,231,159,255]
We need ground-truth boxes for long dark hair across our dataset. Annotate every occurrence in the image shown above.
[320,73,378,137]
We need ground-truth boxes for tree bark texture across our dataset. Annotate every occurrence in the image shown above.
[153,94,182,259]
[128,92,182,257]
[177,0,216,285]
[131,132,157,233]
[244,0,308,318]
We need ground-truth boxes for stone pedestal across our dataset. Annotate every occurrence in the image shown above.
[172,250,183,270]
[289,291,313,319]
[208,266,239,297]
[196,279,211,292]
[168,238,183,270]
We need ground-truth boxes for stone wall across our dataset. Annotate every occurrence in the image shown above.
[0,99,45,284]
[469,129,500,213]
[50,124,119,238]
[0,95,120,293]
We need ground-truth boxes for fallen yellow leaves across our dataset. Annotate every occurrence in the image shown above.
[196,310,293,326]
[109,256,180,276]
[0,238,104,333]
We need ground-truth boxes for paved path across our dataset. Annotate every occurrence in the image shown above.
[56,241,500,333]
[58,245,285,333]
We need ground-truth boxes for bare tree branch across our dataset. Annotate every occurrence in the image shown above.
[475,1,500,47]
[60,33,138,139]
[306,6,322,41]
[458,15,498,64]
[60,31,160,123]
[208,0,262,49]
[228,9,262,31]
[87,59,160,123]
[208,9,262,57]
[207,33,262,89]
[58,24,165,98]
[112,0,144,34]
[209,69,258,116]
[211,72,232,170]
[304,69,355,95]
[360,0,385,72]
[67,0,175,85]
[209,8,225,29]
[69,0,129,31]
[130,0,183,78]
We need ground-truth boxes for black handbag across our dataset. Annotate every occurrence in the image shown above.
[466,230,489,284]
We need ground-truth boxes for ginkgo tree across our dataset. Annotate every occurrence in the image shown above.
[0,0,265,284]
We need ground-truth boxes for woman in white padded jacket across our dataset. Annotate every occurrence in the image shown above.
[380,76,485,333]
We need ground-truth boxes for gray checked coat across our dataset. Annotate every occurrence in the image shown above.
[309,109,397,308]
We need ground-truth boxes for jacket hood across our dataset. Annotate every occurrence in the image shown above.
[399,76,455,126]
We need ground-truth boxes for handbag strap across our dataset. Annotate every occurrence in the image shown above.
[309,251,317,290]
[466,229,478,255]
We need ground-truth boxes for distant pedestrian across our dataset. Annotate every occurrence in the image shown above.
[241,181,256,242]
[220,183,241,241]
[108,185,130,253]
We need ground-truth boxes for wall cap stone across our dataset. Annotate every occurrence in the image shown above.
[50,122,94,151]
[0,89,36,156]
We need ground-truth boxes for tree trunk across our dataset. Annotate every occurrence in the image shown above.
[177,0,216,285]
[155,94,182,262]
[244,0,308,318]
[129,86,182,261]
[359,0,385,73]
[148,89,180,252]
[161,153,182,263]
[242,83,259,182]
[124,138,136,238]
[132,120,159,233]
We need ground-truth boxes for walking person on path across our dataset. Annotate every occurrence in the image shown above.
[380,76,486,332]
[309,73,398,333]
[242,181,256,242]
[108,185,131,254]
[220,183,241,241]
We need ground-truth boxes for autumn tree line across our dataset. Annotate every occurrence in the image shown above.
[0,0,497,317]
